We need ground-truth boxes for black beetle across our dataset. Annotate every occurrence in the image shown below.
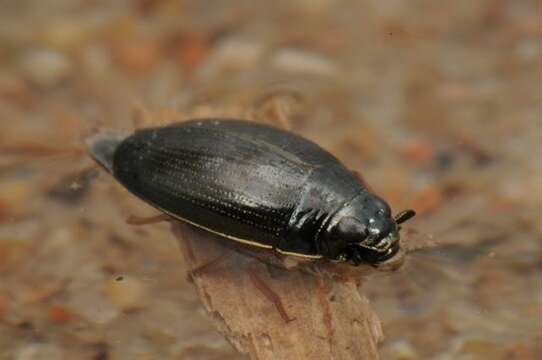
[89,119,415,266]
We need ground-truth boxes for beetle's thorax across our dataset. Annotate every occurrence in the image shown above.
[318,193,371,259]
[281,165,362,256]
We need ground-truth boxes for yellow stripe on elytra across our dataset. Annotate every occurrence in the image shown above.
[153,204,323,259]
[276,249,323,259]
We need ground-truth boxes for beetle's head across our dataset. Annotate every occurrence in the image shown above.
[324,194,415,266]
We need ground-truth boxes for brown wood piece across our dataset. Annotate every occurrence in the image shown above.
[171,221,384,360]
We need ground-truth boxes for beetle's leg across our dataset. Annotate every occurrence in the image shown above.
[248,270,296,323]
[188,252,231,280]
[272,100,292,130]
[251,90,303,130]
[351,170,373,192]
[130,102,153,129]
[346,246,364,266]
[125,213,173,225]
[226,243,303,271]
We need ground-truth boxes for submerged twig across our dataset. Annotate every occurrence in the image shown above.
[171,222,384,360]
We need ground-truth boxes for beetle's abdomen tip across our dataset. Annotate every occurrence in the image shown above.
[86,130,129,174]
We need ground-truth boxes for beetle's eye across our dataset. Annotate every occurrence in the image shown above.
[367,195,392,218]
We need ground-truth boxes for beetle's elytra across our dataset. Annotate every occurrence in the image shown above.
[89,119,415,266]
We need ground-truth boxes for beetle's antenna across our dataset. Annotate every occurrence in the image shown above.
[395,209,416,224]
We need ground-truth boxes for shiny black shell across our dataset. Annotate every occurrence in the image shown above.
[111,119,369,259]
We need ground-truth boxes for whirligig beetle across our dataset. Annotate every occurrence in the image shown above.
[89,119,416,266]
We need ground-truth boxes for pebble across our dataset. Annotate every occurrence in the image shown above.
[213,38,265,67]
[0,72,32,105]
[384,339,418,360]
[271,48,338,76]
[48,305,72,323]
[113,39,163,73]
[19,49,72,87]
[0,179,33,218]
[69,290,119,325]
[402,140,434,166]
[197,37,265,77]
[172,32,211,72]
[14,343,64,360]
[455,338,501,357]
[39,16,106,50]
[107,276,147,311]
[515,39,542,62]
[411,186,444,214]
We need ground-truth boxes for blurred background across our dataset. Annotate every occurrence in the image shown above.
[1,0,541,359]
